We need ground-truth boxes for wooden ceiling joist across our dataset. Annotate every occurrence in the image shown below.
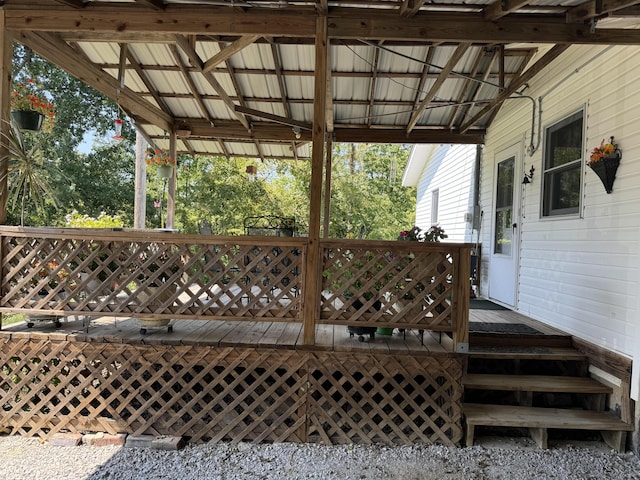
[567,0,640,22]
[483,0,531,22]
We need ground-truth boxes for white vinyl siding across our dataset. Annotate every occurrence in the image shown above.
[480,45,640,398]
[413,144,476,243]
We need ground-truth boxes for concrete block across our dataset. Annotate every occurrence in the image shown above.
[151,435,185,451]
[125,435,156,448]
[82,432,104,446]
[50,432,82,447]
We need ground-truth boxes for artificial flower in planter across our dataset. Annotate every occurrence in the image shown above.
[587,137,621,194]
[145,147,176,178]
[10,79,56,132]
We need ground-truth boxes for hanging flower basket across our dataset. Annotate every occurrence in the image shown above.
[157,165,174,179]
[11,110,44,131]
[587,137,621,194]
[10,79,55,132]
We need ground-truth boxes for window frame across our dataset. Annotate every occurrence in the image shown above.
[541,108,585,218]
[430,188,439,224]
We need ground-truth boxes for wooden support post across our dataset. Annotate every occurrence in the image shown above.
[166,130,177,230]
[302,16,328,346]
[453,246,471,352]
[322,138,332,238]
[133,130,147,229]
[0,13,12,225]
[529,427,548,449]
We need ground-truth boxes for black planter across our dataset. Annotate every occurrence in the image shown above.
[589,155,620,194]
[347,297,381,342]
[11,110,44,131]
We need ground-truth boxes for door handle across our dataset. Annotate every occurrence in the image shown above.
[512,223,517,229]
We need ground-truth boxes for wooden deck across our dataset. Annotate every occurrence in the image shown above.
[3,313,454,355]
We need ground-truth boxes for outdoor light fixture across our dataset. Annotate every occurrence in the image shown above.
[292,126,302,140]
[522,165,535,184]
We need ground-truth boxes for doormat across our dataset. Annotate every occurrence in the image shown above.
[470,299,508,310]
[469,322,543,335]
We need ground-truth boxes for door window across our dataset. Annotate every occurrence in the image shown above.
[494,157,514,256]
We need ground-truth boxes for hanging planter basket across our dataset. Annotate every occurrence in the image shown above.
[11,110,44,131]
[157,165,174,179]
[589,155,620,194]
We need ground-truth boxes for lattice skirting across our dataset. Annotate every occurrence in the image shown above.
[0,336,463,445]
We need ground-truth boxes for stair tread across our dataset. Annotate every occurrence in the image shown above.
[462,374,613,393]
[463,403,633,430]
[468,346,586,360]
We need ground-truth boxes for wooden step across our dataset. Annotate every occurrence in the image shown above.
[468,345,587,361]
[462,374,613,394]
[463,403,633,451]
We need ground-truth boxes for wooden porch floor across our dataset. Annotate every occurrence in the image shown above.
[1,304,570,355]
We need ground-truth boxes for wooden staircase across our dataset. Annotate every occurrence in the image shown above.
[463,331,634,451]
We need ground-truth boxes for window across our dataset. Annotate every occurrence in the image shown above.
[431,189,439,224]
[542,110,584,217]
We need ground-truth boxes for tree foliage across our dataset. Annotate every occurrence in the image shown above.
[6,46,417,239]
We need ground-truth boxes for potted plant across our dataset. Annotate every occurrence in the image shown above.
[587,137,621,194]
[10,79,55,132]
[146,147,176,179]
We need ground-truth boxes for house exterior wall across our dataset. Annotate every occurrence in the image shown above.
[408,143,477,243]
[480,45,640,399]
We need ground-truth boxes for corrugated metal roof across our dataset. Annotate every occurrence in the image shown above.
[6,0,640,160]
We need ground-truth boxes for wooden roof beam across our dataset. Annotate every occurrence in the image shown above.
[16,30,172,131]
[567,0,640,23]
[484,0,531,22]
[366,43,381,128]
[459,44,570,133]
[202,35,260,73]
[163,118,485,143]
[5,8,316,38]
[234,106,311,130]
[407,43,470,134]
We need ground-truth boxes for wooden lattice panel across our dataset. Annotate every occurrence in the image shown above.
[0,337,307,443]
[0,232,304,321]
[320,241,456,331]
[307,352,463,446]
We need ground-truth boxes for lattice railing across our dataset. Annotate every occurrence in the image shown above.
[320,239,470,335]
[0,336,462,445]
[0,228,305,321]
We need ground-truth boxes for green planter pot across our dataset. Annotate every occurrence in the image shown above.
[157,165,174,179]
[11,110,44,131]
[376,327,394,335]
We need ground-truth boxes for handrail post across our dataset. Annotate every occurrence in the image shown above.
[453,246,471,352]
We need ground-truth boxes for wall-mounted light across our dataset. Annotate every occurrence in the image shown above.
[292,126,301,140]
[522,165,535,184]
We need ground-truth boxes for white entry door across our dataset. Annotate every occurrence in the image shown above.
[489,145,521,307]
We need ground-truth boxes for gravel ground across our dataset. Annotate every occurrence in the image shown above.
[1,435,639,480]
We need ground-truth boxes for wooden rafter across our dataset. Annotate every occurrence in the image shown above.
[174,35,250,130]
[459,44,571,133]
[456,50,501,130]
[400,0,427,17]
[447,47,495,130]
[407,43,470,134]
[484,0,531,22]
[16,31,172,131]
[567,0,640,22]
[53,0,86,7]
[219,40,265,162]
[366,43,381,128]
[266,38,298,158]
[133,0,166,10]
[203,35,260,73]
[410,47,435,125]
[234,106,310,131]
